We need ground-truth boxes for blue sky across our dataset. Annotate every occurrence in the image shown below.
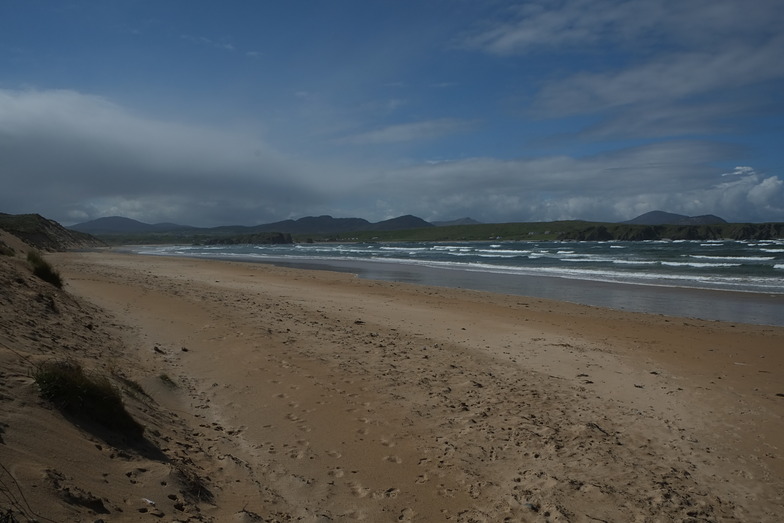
[1,0,783,226]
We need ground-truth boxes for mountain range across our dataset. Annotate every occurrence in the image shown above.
[70,211,726,237]
[4,211,783,250]
[69,214,436,237]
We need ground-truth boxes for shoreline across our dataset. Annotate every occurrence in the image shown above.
[132,249,784,326]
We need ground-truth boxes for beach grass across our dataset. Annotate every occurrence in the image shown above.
[27,250,63,288]
[33,360,144,438]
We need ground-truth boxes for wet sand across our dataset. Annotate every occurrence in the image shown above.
[3,249,783,521]
[253,256,784,326]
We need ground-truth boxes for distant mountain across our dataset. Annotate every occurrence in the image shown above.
[623,211,727,226]
[70,216,196,235]
[69,214,435,237]
[251,216,372,235]
[432,217,482,227]
[369,215,433,231]
[247,214,434,234]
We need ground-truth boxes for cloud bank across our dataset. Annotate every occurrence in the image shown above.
[2,88,781,226]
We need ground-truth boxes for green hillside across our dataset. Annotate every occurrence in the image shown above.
[296,221,784,243]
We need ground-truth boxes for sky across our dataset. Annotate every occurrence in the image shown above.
[1,0,783,227]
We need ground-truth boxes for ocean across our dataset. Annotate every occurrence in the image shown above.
[137,239,784,326]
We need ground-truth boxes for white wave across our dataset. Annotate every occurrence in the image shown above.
[379,246,428,251]
[452,262,780,291]
[690,255,775,262]
[564,257,616,263]
[662,261,741,268]
[761,249,784,253]
[613,260,657,265]
[137,245,784,294]
[476,249,531,255]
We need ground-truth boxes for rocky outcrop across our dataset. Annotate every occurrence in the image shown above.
[558,222,783,241]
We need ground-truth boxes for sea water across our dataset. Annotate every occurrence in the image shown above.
[138,239,784,326]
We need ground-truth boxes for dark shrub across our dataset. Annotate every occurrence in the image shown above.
[26,250,63,288]
[33,360,144,438]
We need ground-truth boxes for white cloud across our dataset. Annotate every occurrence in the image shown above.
[336,118,473,145]
[722,166,755,177]
[464,0,782,55]
[463,0,664,54]
[356,142,781,223]
[464,0,784,142]
[534,38,784,117]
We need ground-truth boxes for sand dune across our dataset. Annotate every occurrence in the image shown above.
[2,249,782,521]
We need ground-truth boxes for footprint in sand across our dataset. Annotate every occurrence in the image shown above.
[384,455,402,464]
[398,508,415,522]
[327,450,342,458]
[329,468,345,478]
[415,473,429,484]
[438,486,456,498]
[350,483,371,498]
[372,487,400,499]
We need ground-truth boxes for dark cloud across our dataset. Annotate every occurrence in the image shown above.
[0,89,324,225]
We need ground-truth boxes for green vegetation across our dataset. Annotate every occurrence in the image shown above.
[26,250,63,288]
[0,212,101,251]
[198,232,293,245]
[294,220,784,243]
[552,222,784,241]
[33,360,144,438]
[296,221,581,243]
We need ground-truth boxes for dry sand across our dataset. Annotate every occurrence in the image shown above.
[2,248,783,522]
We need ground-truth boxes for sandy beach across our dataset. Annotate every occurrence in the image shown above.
[2,249,783,521]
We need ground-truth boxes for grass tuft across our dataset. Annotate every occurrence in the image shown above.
[33,360,144,438]
[26,250,63,288]
[0,240,13,256]
[159,373,178,389]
